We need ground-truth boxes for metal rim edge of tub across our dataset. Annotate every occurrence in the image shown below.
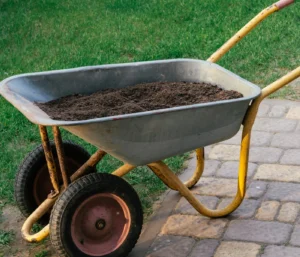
[0,58,261,127]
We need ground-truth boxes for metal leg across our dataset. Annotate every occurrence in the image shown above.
[112,163,136,177]
[52,126,69,188]
[148,148,204,190]
[148,103,257,217]
[148,149,245,218]
[21,149,107,243]
[21,197,57,242]
[184,148,204,188]
[70,149,106,182]
[23,126,64,243]
[148,164,178,190]
[22,127,107,243]
[39,125,60,194]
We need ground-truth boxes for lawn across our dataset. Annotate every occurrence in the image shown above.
[0,0,299,221]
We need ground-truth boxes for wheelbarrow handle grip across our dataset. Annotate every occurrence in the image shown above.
[275,0,294,10]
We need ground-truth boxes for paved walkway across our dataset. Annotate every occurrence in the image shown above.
[130,99,300,257]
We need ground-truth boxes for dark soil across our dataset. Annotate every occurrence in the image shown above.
[36,82,243,121]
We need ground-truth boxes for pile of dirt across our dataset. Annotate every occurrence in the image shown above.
[36,81,243,121]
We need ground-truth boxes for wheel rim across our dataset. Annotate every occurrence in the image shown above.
[71,193,131,256]
[33,158,80,206]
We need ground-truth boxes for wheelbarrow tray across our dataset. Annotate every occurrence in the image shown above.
[0,59,261,165]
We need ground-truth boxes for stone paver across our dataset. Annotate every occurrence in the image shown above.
[146,235,195,257]
[261,245,300,257]
[224,220,292,244]
[245,181,267,199]
[269,105,287,118]
[209,145,283,163]
[221,130,242,145]
[189,239,219,257]
[254,164,300,182]
[253,118,297,132]
[192,178,236,197]
[251,131,273,146]
[286,106,300,119]
[202,160,220,177]
[222,131,272,146]
[209,145,282,163]
[290,226,300,246]
[174,195,218,215]
[271,133,300,148]
[162,215,227,239]
[281,149,300,165]
[187,157,220,177]
[138,99,300,257]
[257,104,270,117]
[216,161,257,178]
[249,147,283,163]
[265,182,300,202]
[218,198,259,219]
[209,145,240,161]
[277,202,300,223]
[296,121,300,132]
[255,201,280,221]
[214,241,261,257]
[204,145,213,158]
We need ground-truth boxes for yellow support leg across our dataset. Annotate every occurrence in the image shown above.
[112,163,136,177]
[184,148,205,189]
[148,122,252,218]
[21,197,57,242]
[147,148,204,191]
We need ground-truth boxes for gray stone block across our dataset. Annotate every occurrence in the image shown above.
[189,239,219,257]
[174,195,218,215]
[146,235,195,257]
[261,245,300,257]
[246,181,267,199]
[290,226,300,246]
[224,220,292,244]
[216,161,257,178]
[265,182,300,202]
[218,198,260,219]
[271,133,300,148]
[253,118,297,132]
[280,149,300,165]
[269,105,287,118]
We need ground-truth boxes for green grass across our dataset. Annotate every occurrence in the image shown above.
[0,230,14,246]
[0,0,299,215]
[35,250,49,257]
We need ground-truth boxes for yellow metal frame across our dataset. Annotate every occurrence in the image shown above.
[22,0,300,243]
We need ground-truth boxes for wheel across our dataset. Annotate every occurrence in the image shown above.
[50,173,143,257]
[15,141,95,225]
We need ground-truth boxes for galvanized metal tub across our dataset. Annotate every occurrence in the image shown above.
[0,59,261,165]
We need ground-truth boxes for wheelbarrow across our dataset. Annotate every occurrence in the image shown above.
[0,0,299,256]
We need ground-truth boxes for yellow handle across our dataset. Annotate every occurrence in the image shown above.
[261,67,300,99]
[207,1,298,99]
[207,1,294,63]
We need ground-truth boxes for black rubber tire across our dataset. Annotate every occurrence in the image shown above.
[14,141,95,225]
[50,173,143,257]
